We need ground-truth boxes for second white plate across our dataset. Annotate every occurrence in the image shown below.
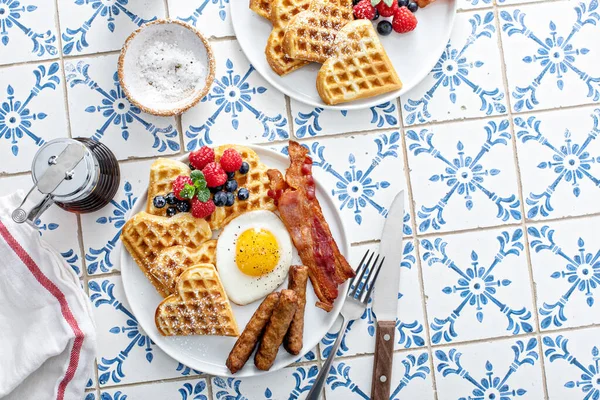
[230,0,457,110]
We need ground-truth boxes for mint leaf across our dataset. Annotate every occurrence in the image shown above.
[179,183,196,200]
[383,0,393,5]
[371,0,382,6]
[190,170,205,183]
[196,188,210,203]
[194,179,207,190]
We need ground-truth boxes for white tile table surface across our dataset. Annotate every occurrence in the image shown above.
[0,0,599,399]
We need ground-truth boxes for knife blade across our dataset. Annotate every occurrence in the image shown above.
[370,190,405,400]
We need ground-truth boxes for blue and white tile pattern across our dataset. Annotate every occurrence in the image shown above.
[0,0,598,397]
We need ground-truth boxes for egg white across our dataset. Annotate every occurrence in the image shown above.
[216,210,293,305]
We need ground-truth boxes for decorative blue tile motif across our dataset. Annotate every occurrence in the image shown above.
[0,62,60,156]
[528,225,600,329]
[294,102,397,138]
[212,366,317,400]
[61,0,156,55]
[89,279,199,386]
[186,59,288,150]
[100,381,207,400]
[515,111,600,219]
[328,354,430,399]
[500,1,600,112]
[35,217,82,275]
[0,0,57,57]
[85,392,96,400]
[86,181,136,275]
[65,61,179,153]
[321,242,423,357]
[407,120,521,233]
[436,338,539,399]
[287,133,411,234]
[403,12,505,125]
[177,0,230,24]
[422,229,533,344]
[543,335,600,399]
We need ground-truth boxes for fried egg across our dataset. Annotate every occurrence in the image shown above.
[216,210,293,305]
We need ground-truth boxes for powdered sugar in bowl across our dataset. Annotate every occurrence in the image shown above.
[118,19,215,116]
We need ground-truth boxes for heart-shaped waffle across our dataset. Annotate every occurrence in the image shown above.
[283,0,354,63]
[266,0,311,76]
[121,212,213,296]
[146,158,191,217]
[155,264,239,336]
[316,19,402,105]
[148,240,217,297]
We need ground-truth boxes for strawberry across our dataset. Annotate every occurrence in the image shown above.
[375,0,398,17]
[392,6,417,33]
[353,0,376,20]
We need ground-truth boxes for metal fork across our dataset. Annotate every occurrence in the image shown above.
[306,250,385,400]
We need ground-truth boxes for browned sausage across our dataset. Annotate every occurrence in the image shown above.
[284,265,309,355]
[254,289,298,370]
[226,292,280,374]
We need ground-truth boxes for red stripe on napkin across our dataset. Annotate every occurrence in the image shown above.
[0,221,84,400]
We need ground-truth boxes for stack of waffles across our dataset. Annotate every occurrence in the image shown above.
[121,145,276,337]
[252,0,403,105]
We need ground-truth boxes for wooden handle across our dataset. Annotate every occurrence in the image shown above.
[371,320,395,400]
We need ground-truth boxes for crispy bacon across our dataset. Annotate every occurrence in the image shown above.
[268,141,355,312]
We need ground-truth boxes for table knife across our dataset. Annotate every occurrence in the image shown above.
[371,191,405,400]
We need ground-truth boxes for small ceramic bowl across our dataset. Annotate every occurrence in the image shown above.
[118,19,215,116]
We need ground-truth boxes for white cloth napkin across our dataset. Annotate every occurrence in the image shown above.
[0,192,96,400]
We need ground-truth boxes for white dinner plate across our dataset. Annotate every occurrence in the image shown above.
[230,0,457,110]
[120,145,350,377]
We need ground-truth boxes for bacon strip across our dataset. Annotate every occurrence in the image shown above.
[269,141,355,311]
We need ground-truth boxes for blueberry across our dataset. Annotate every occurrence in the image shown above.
[408,1,418,12]
[371,9,380,20]
[225,192,235,207]
[237,188,249,201]
[166,206,178,217]
[239,162,250,174]
[209,185,224,194]
[227,171,236,180]
[377,20,393,36]
[165,192,177,205]
[176,200,190,213]
[189,163,196,171]
[213,191,227,207]
[398,0,409,6]
[225,180,238,192]
[353,0,361,4]
[153,195,166,209]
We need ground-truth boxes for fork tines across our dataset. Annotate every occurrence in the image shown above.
[348,250,384,304]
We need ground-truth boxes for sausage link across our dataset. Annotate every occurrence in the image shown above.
[284,265,308,355]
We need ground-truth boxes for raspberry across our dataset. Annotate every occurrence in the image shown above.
[189,146,215,170]
[392,6,417,33]
[353,0,375,20]
[219,148,243,172]
[376,0,398,17]
[172,175,194,200]
[202,162,228,188]
[191,197,215,218]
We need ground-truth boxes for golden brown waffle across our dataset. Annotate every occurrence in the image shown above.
[316,20,402,105]
[155,264,239,336]
[147,158,191,217]
[417,0,436,7]
[283,0,354,63]
[121,212,213,297]
[250,0,272,20]
[266,0,311,76]
[207,145,276,230]
[148,240,217,297]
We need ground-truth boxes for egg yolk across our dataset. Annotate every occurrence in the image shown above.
[236,229,280,276]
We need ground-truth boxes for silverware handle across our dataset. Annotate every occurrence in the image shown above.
[307,316,348,400]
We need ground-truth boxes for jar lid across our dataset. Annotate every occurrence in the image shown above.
[31,139,97,202]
